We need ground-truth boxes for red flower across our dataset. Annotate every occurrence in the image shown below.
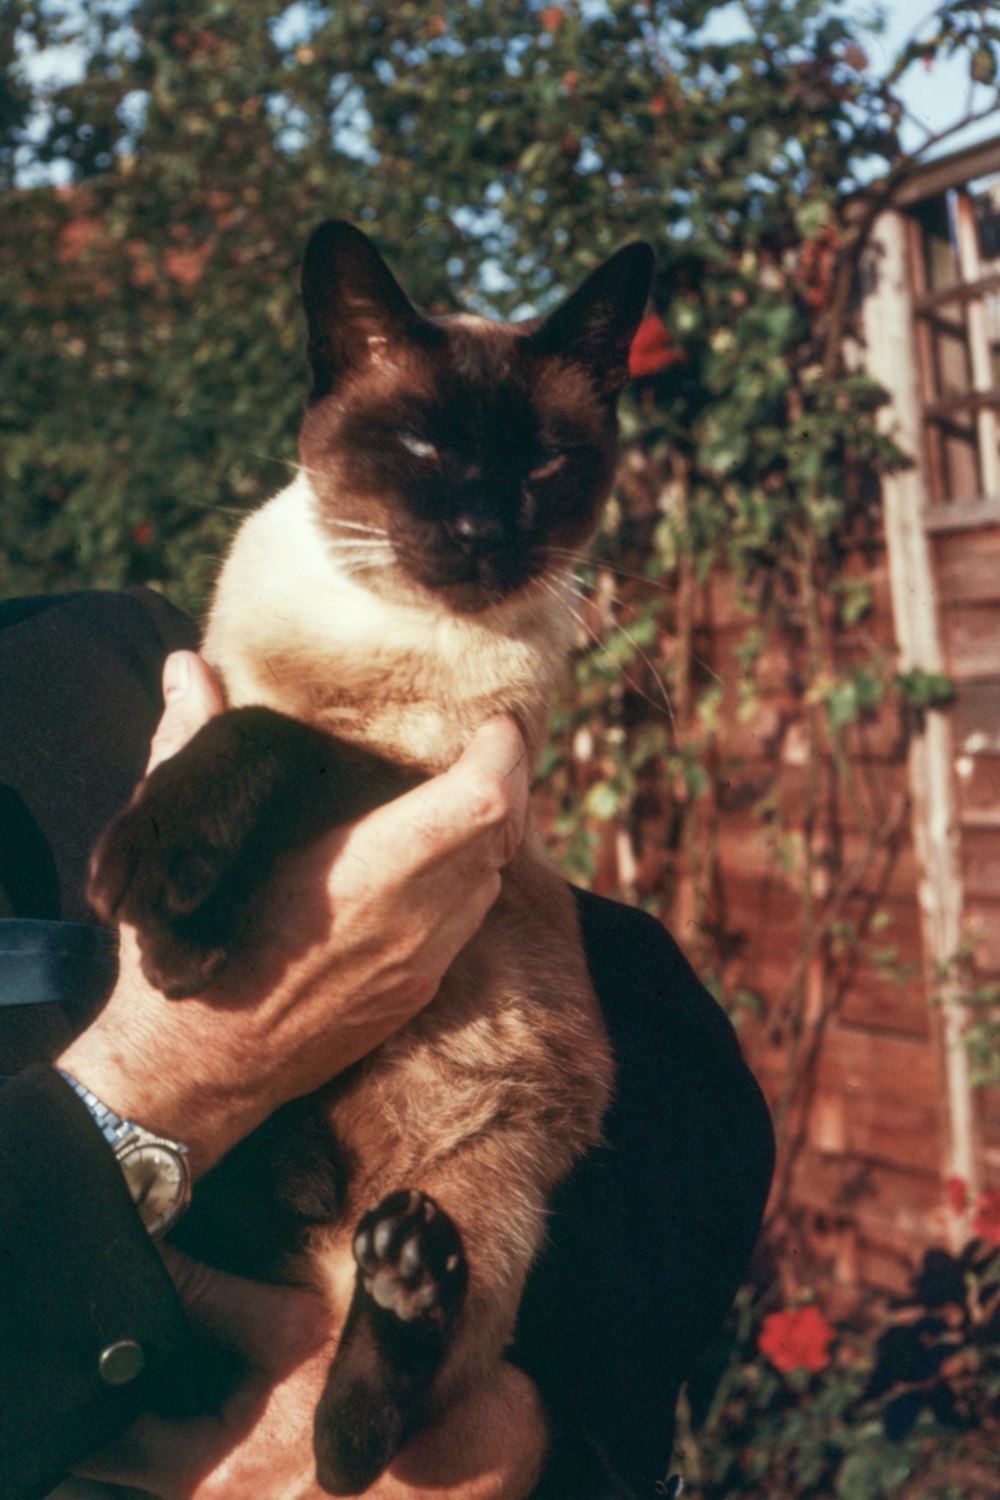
[945,1176,969,1215]
[540,6,564,31]
[629,313,684,379]
[758,1305,834,1374]
[132,521,153,546]
[972,1189,1000,1245]
[649,94,667,117]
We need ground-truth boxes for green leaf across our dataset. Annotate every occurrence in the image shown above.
[583,781,621,822]
[795,198,831,238]
[895,668,955,710]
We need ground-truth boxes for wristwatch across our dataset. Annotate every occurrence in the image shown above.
[57,1069,192,1239]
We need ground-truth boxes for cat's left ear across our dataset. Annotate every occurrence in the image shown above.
[301,220,434,400]
[527,242,655,400]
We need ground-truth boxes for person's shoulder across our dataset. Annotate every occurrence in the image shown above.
[570,885,745,1072]
[571,884,708,991]
[0,587,199,653]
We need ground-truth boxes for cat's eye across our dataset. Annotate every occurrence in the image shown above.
[396,430,439,460]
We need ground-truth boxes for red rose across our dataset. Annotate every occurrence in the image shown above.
[132,522,153,546]
[540,7,564,32]
[945,1175,969,1215]
[649,94,667,117]
[629,313,684,379]
[972,1189,1000,1245]
[758,1305,834,1374]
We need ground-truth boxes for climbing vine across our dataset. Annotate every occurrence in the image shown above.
[4,0,1000,1248]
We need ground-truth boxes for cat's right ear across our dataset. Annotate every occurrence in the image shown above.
[527,241,655,400]
[301,221,424,399]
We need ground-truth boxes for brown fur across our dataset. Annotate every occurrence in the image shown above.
[92,221,654,1490]
[307,836,611,1401]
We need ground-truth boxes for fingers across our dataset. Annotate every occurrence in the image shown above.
[373,715,530,876]
[443,715,530,863]
[73,1411,220,1493]
[159,1245,330,1373]
[146,651,226,773]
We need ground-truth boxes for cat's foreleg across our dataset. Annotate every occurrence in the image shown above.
[312,1171,547,1496]
[87,706,410,997]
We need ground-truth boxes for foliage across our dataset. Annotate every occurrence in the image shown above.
[4,1,1000,1241]
[954,981,1000,1089]
[676,1234,1000,1499]
[895,668,956,713]
[3,0,997,615]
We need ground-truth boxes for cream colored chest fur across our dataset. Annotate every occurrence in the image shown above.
[203,475,574,772]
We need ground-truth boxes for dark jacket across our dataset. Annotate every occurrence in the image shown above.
[0,589,774,1499]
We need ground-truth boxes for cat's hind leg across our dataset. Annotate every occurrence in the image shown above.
[313,1189,467,1495]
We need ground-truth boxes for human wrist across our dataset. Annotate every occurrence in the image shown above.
[54,1020,262,1180]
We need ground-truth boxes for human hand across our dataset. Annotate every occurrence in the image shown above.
[57,651,529,1175]
[75,1249,548,1500]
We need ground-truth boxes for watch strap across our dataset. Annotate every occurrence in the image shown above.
[56,1067,191,1239]
[56,1068,136,1150]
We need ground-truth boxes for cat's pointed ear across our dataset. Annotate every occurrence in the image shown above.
[528,242,655,399]
[301,220,427,398]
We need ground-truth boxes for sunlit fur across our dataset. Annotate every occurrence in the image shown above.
[206,471,576,773]
[199,222,653,1480]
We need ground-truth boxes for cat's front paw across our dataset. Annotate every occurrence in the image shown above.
[89,705,411,1000]
[353,1189,467,1328]
[88,766,242,997]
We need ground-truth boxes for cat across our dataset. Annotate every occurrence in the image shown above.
[88,220,654,1495]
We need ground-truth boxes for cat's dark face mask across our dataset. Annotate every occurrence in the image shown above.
[297,221,653,615]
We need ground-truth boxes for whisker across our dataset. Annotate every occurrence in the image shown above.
[540,573,677,733]
[326,519,394,539]
[547,546,677,600]
[164,495,252,518]
[609,617,677,733]
[553,552,724,692]
[601,585,724,690]
[334,558,391,578]
[327,540,395,551]
[243,450,301,471]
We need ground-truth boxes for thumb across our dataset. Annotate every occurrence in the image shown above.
[146,651,225,773]
[160,1246,331,1374]
[386,714,529,874]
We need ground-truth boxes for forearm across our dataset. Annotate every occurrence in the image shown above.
[0,1067,191,1500]
[55,939,282,1181]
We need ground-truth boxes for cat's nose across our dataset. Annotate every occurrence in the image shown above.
[452,512,505,552]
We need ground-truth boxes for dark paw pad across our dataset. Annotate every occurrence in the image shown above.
[353,1189,466,1327]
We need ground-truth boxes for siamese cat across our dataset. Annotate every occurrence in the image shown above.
[89,222,654,1495]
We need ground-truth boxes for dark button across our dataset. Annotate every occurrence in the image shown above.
[98,1338,146,1386]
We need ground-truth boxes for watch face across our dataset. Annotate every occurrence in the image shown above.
[119,1142,190,1238]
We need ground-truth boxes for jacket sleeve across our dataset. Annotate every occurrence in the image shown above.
[0,588,201,1498]
[0,1066,194,1500]
[512,888,775,1499]
[0,587,200,929]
